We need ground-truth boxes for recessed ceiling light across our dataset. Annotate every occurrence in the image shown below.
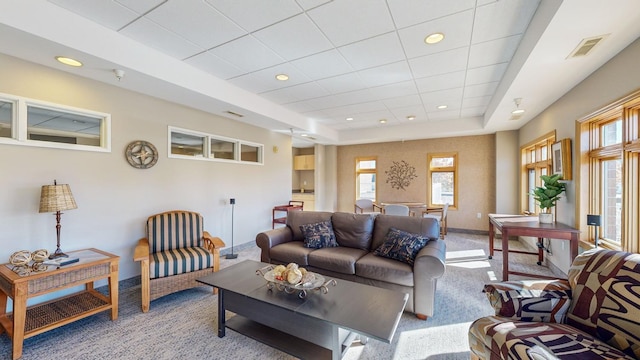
[346,117,354,121]
[55,56,83,67]
[424,32,445,44]
[301,134,308,137]
[511,109,525,115]
[379,119,387,124]
[406,115,416,120]
[437,105,448,109]
[275,74,289,81]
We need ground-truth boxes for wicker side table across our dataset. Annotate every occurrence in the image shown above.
[0,248,119,360]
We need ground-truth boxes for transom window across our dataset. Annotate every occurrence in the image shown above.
[169,126,263,164]
[427,153,457,208]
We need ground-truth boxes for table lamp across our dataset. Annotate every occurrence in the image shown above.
[39,180,77,259]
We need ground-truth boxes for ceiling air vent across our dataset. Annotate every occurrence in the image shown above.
[224,110,244,118]
[568,34,609,58]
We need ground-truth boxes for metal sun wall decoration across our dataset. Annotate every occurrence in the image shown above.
[385,160,417,191]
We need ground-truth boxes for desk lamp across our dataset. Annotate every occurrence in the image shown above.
[39,180,77,259]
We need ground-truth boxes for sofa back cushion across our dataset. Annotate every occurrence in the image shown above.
[371,214,439,251]
[331,212,375,250]
[566,249,640,358]
[286,211,334,241]
[147,210,203,253]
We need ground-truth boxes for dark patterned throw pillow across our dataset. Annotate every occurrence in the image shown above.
[374,228,429,266]
[300,221,338,249]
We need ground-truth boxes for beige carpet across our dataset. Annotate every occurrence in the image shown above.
[0,232,562,360]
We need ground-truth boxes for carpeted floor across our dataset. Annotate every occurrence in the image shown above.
[0,232,563,360]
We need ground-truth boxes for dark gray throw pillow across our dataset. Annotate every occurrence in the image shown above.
[374,227,429,266]
[300,220,338,249]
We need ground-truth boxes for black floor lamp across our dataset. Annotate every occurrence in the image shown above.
[587,214,601,248]
[225,198,238,259]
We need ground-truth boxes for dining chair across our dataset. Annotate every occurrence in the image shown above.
[423,203,449,238]
[354,198,382,214]
[383,204,411,216]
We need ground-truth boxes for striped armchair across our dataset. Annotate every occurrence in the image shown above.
[133,210,225,312]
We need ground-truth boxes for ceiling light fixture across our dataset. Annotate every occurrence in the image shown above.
[301,134,308,137]
[114,69,125,81]
[406,115,416,120]
[437,105,448,109]
[275,74,289,81]
[55,56,83,67]
[424,32,445,44]
[346,117,354,121]
[512,98,525,115]
[379,119,387,124]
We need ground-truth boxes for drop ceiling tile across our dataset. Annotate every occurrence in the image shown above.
[383,95,423,109]
[322,101,388,117]
[464,81,498,98]
[253,14,333,61]
[338,32,405,70]
[296,0,332,10]
[290,50,354,80]
[144,0,245,49]
[472,0,539,43]
[468,35,520,68]
[261,82,330,104]
[208,35,284,73]
[120,17,203,59]
[409,47,468,78]
[116,0,165,14]
[465,63,508,86]
[357,61,413,87]
[315,73,367,94]
[427,110,460,121]
[460,106,485,117]
[50,0,139,30]
[414,71,465,93]
[368,81,419,100]
[289,95,340,112]
[390,105,427,121]
[184,51,244,79]
[205,0,302,32]
[330,89,376,108]
[421,87,464,106]
[387,0,476,28]
[398,10,473,59]
[307,0,395,47]
[229,63,311,93]
[462,95,492,108]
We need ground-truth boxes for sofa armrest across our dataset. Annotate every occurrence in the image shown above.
[412,238,446,318]
[483,279,572,323]
[256,227,293,262]
[134,238,149,262]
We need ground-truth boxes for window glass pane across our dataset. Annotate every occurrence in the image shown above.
[530,149,536,163]
[27,105,102,146]
[210,138,235,160]
[0,100,12,138]
[601,159,622,243]
[601,120,622,146]
[541,146,547,161]
[240,143,260,162]
[357,173,376,201]
[431,172,453,205]
[171,131,204,157]
[528,169,536,212]
[430,157,453,168]
[357,160,376,170]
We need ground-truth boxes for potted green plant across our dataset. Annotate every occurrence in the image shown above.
[531,173,567,223]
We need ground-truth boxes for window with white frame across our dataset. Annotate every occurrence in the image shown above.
[169,126,263,165]
[355,157,377,202]
[0,93,111,152]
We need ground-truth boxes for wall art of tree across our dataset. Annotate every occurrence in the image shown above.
[385,160,417,191]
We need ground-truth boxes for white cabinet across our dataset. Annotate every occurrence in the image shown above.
[293,155,314,170]
[292,193,315,211]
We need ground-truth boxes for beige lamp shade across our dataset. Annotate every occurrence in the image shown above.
[39,184,77,213]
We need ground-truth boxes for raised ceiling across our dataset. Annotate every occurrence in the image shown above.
[1,1,640,146]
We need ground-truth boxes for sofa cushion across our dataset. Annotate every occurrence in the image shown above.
[308,247,368,275]
[371,214,439,250]
[483,279,572,323]
[269,241,313,266]
[356,253,413,287]
[469,316,636,360]
[286,211,334,242]
[373,228,428,266]
[300,220,338,249]
[331,212,375,250]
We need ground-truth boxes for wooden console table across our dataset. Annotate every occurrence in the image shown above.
[0,248,119,360]
[488,214,579,281]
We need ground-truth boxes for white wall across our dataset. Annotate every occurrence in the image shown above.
[515,37,640,273]
[0,54,293,286]
[495,131,520,214]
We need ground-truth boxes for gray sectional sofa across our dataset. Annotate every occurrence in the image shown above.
[255,211,447,319]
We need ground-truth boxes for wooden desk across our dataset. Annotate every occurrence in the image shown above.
[272,202,303,228]
[0,248,119,360]
[488,214,579,281]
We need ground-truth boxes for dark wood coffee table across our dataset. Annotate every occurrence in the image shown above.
[197,260,408,360]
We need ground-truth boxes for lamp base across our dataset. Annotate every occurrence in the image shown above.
[225,253,238,259]
[49,248,69,259]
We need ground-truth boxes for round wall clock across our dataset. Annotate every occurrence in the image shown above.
[125,140,158,169]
